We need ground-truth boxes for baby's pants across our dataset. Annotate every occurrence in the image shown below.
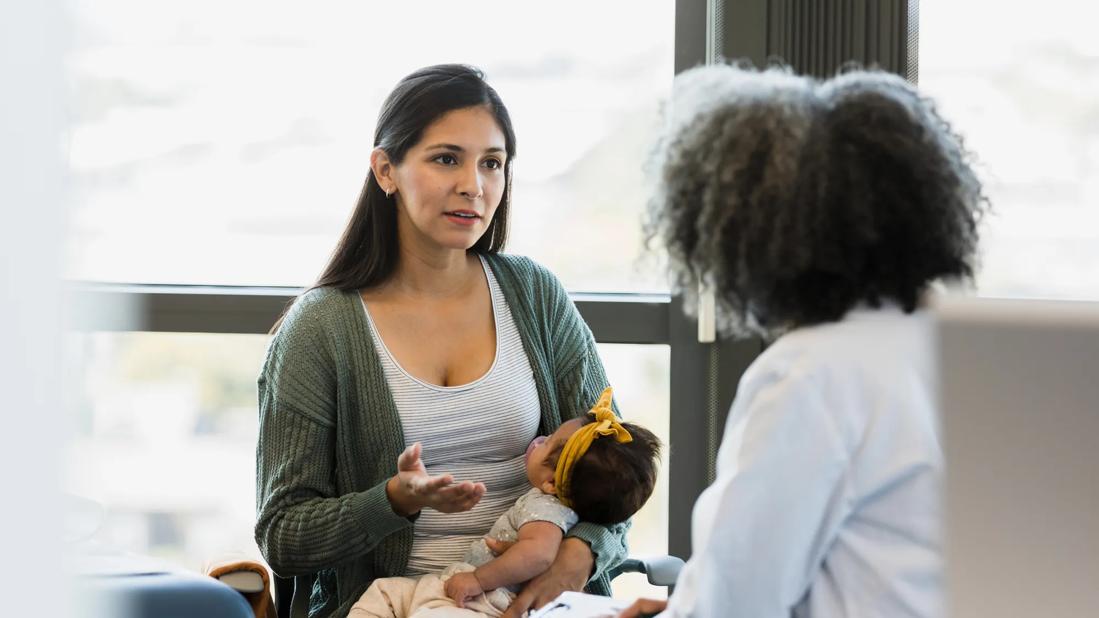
[348,563,515,618]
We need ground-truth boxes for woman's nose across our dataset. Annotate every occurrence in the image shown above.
[457,165,483,200]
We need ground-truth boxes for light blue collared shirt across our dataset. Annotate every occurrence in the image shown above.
[662,305,942,618]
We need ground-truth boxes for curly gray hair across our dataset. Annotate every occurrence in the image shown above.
[646,63,986,337]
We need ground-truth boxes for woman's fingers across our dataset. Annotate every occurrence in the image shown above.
[429,481,485,512]
[391,446,486,514]
[399,460,485,512]
[421,473,454,491]
[397,442,422,471]
[436,481,483,499]
[413,475,459,497]
[501,586,536,618]
[616,598,668,618]
[438,483,483,504]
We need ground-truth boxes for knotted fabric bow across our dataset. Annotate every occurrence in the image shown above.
[553,386,633,507]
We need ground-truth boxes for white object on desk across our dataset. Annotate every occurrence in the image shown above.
[217,570,265,594]
[527,591,629,618]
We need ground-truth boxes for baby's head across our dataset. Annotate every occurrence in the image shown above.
[525,387,662,525]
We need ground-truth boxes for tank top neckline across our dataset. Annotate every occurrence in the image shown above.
[360,255,502,393]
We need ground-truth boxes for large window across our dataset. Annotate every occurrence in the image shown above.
[920,0,1099,301]
[66,0,674,292]
[600,345,671,600]
[66,333,268,568]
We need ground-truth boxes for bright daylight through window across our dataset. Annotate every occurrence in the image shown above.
[920,0,1099,301]
[66,0,674,292]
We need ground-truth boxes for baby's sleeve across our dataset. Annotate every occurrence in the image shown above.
[512,491,580,534]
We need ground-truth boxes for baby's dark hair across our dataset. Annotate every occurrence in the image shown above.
[546,421,662,525]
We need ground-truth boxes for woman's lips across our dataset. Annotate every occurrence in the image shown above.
[444,211,480,226]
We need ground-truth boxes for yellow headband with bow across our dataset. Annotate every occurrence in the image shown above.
[554,386,633,507]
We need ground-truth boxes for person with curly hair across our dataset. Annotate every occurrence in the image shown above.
[619,63,986,618]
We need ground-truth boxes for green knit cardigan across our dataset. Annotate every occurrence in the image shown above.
[255,253,628,617]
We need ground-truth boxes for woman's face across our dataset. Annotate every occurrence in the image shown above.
[389,105,508,253]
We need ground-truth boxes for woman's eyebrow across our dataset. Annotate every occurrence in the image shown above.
[424,143,505,154]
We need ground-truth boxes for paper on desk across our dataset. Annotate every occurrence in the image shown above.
[527,591,629,618]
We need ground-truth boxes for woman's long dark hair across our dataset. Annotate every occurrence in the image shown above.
[319,64,515,291]
[270,65,516,333]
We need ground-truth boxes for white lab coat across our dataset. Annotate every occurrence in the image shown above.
[662,305,942,618]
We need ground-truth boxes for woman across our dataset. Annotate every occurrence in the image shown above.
[622,64,985,617]
[255,65,626,618]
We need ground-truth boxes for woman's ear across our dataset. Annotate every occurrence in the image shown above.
[370,147,397,195]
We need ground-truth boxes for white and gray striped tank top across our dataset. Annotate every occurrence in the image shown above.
[360,256,541,575]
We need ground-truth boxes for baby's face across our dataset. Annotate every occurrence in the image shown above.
[525,417,586,494]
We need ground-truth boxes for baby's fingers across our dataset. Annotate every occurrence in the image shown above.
[444,580,462,606]
[483,537,515,556]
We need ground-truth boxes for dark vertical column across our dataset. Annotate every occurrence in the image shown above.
[722,0,770,66]
[667,297,716,558]
[906,0,920,82]
[669,0,717,561]
[676,0,708,72]
[721,0,915,79]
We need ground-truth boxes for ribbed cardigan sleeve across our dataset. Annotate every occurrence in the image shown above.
[254,293,412,577]
[537,265,631,585]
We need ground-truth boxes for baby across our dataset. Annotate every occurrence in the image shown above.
[349,386,662,618]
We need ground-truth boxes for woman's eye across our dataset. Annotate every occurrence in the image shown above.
[483,158,502,170]
[434,154,458,166]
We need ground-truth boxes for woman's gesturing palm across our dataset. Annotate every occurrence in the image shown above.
[386,442,486,516]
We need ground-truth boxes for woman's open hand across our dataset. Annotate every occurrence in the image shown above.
[385,442,485,516]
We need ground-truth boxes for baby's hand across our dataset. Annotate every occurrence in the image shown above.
[444,571,484,608]
[484,536,516,556]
